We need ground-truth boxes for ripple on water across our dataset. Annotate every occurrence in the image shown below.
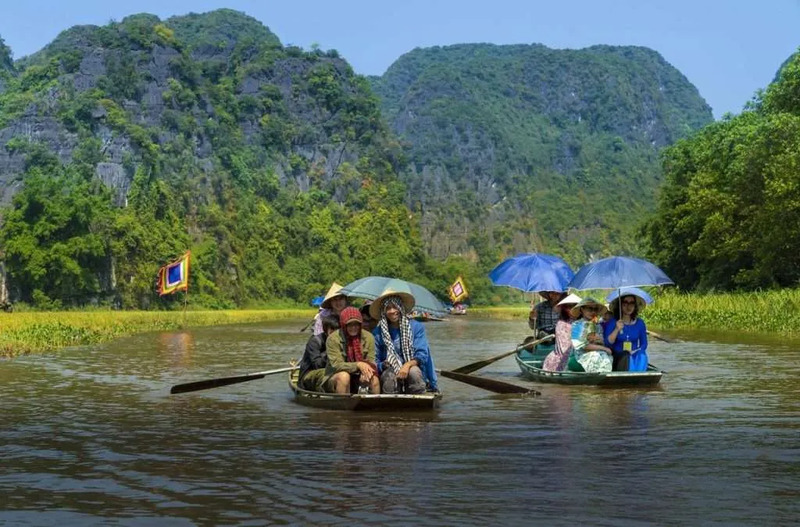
[1,320,799,524]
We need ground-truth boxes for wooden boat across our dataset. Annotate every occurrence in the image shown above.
[411,311,446,322]
[289,369,442,411]
[515,345,663,386]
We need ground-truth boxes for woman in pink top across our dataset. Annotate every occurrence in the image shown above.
[541,294,581,371]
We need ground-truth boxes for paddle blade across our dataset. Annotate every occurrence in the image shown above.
[170,365,298,394]
[647,330,680,344]
[170,373,266,394]
[438,370,536,395]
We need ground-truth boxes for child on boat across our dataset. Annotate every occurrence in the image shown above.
[568,298,613,373]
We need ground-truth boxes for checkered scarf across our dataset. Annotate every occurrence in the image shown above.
[378,296,414,374]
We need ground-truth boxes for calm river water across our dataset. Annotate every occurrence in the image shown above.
[1,317,799,526]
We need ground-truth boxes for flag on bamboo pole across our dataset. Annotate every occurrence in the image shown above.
[448,276,468,303]
[158,252,190,296]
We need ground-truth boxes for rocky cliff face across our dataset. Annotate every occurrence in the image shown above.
[371,43,714,261]
[0,10,386,208]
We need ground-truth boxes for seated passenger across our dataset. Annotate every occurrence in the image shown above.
[542,293,581,371]
[605,293,649,372]
[298,314,339,391]
[371,291,439,394]
[323,307,380,394]
[360,301,377,333]
[567,298,613,373]
[528,291,566,338]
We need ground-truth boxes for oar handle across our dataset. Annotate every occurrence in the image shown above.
[450,334,555,375]
[517,333,555,352]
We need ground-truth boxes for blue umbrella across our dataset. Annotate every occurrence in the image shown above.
[489,253,574,292]
[606,287,654,305]
[339,276,447,316]
[311,296,324,307]
[568,256,673,290]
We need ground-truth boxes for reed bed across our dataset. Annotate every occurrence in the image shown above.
[472,289,800,335]
[5,289,799,357]
[0,309,314,358]
[644,289,800,334]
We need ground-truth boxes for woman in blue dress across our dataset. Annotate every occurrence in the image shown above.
[604,293,649,371]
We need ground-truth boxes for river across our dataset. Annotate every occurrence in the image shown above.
[1,317,798,526]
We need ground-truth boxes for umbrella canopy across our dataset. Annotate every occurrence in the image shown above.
[568,256,674,290]
[339,276,447,316]
[605,286,654,305]
[310,296,324,307]
[489,253,574,292]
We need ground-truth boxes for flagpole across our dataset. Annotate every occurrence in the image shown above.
[182,286,189,328]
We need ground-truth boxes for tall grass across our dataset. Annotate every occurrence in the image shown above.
[0,309,314,358]
[471,289,800,335]
[644,289,800,334]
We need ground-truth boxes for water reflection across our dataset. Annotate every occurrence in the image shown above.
[158,332,195,368]
[1,319,799,525]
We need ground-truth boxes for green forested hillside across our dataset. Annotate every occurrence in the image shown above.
[370,44,713,265]
[0,36,11,70]
[0,13,721,309]
[0,11,440,309]
[644,49,800,290]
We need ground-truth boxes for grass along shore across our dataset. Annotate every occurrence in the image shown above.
[471,289,800,335]
[3,289,799,357]
[0,309,315,358]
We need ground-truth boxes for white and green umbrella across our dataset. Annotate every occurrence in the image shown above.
[339,276,447,316]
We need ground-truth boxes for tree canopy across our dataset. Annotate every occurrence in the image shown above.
[644,48,800,290]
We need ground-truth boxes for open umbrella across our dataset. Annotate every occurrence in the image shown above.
[489,253,574,292]
[339,276,447,316]
[568,256,673,291]
[310,296,324,307]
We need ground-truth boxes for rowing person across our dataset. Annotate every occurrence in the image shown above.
[298,314,339,391]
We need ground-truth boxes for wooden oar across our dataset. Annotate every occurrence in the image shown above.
[451,334,555,374]
[299,317,316,332]
[170,365,299,394]
[647,330,680,343]
[437,369,537,394]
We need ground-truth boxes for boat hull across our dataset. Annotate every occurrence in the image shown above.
[515,349,663,386]
[289,370,442,411]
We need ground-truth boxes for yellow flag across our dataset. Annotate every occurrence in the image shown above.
[448,276,468,303]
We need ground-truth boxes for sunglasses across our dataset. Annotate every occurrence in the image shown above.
[621,300,636,306]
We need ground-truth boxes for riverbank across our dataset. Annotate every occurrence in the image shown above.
[0,309,314,357]
[3,289,798,357]
[471,289,800,334]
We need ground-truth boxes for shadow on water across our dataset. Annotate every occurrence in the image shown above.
[1,318,799,525]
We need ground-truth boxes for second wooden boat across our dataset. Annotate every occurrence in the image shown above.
[515,346,663,386]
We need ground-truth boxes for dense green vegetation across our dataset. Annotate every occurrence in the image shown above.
[0,309,311,357]
[7,10,785,311]
[371,44,713,264]
[473,287,800,335]
[0,10,457,309]
[644,49,800,290]
[0,35,12,72]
